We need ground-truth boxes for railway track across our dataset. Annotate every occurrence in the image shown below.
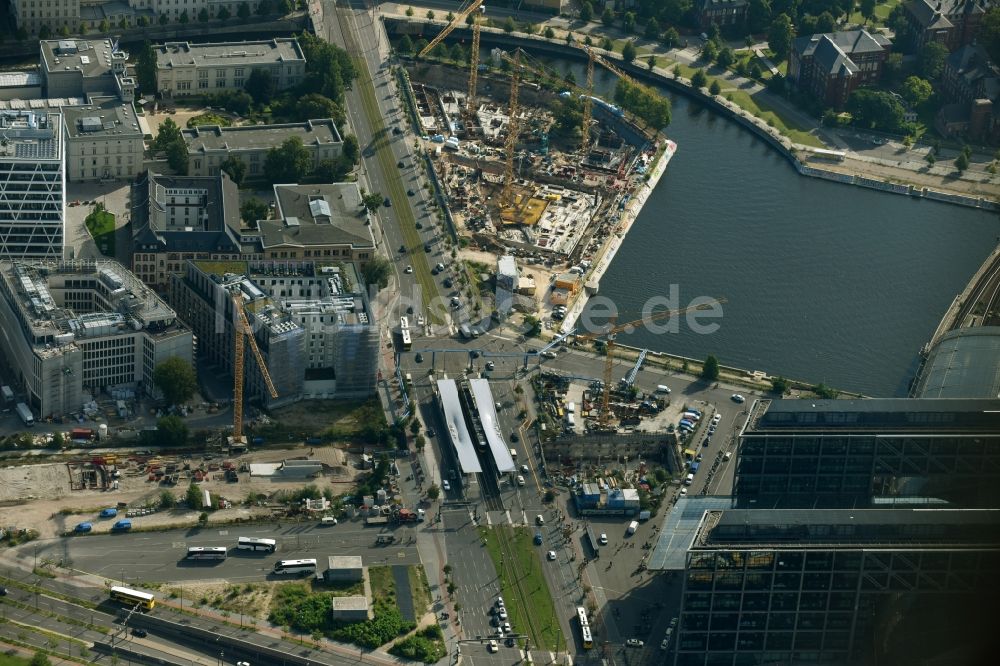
[952,252,1000,330]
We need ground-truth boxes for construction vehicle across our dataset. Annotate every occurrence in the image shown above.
[365,515,390,527]
[574,299,726,429]
[228,288,278,451]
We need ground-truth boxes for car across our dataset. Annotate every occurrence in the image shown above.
[599,533,608,545]
[501,621,512,634]
[661,639,670,651]
[424,243,433,252]
[132,628,148,638]
[496,596,505,607]
[471,350,480,359]
[510,432,519,443]
[0,586,6,596]
[426,428,436,438]
[488,639,499,653]
[404,265,413,274]
[407,189,415,196]
[321,516,338,525]
[383,197,391,207]
[399,245,407,253]
[442,480,451,491]
[679,487,688,496]
[505,637,516,647]
[695,454,703,463]
[731,394,746,403]
[670,617,678,628]
[547,550,557,561]
[551,311,565,321]
[534,532,543,545]
[415,221,423,229]
[516,475,525,487]
[520,464,529,474]
[414,353,424,363]
[540,350,557,359]
[392,127,402,135]
[485,361,495,371]
[498,608,508,621]
[75,522,93,533]
[443,278,453,288]
[435,263,446,272]
[451,300,461,310]
[713,413,722,423]
[625,639,644,647]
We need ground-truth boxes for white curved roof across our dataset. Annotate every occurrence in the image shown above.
[436,379,482,474]
[469,378,516,473]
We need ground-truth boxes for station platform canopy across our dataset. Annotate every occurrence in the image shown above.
[436,379,482,475]
[469,378,516,473]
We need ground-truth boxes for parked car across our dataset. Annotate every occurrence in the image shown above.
[442,480,451,491]
[485,361,495,371]
[488,640,498,653]
[599,533,608,545]
[75,522,93,533]
[132,628,148,638]
[625,639,644,647]
[547,550,557,561]
[731,394,745,403]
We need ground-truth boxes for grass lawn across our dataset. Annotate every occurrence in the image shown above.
[408,565,432,615]
[83,207,115,256]
[725,88,825,148]
[187,112,232,128]
[0,655,31,666]
[480,526,563,652]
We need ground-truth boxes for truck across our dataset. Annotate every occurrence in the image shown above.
[626,520,639,536]
[365,515,389,527]
[459,324,472,339]
[395,509,424,523]
[0,386,13,403]
[15,403,33,426]
[71,428,94,441]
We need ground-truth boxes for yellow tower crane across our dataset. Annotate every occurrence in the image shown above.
[229,288,278,449]
[574,299,727,430]
[417,0,486,114]
[500,48,522,208]
[580,49,595,152]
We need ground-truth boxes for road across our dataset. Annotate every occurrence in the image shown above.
[23,521,421,583]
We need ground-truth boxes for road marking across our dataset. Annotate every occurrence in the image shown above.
[172,541,185,549]
[485,512,493,526]
[217,530,228,536]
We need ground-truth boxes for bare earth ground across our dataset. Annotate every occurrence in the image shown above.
[0,445,358,539]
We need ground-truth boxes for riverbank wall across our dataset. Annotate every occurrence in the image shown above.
[382,16,998,212]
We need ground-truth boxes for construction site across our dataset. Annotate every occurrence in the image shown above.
[398,2,672,320]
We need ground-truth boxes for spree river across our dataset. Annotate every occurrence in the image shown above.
[569,66,998,397]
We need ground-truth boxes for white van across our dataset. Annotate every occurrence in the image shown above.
[510,448,518,459]
[626,520,638,535]
[566,401,576,413]
[536,514,545,525]
[685,473,694,486]
[655,385,671,394]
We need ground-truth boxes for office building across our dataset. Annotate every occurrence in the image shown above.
[0,111,65,260]
[62,96,144,183]
[734,398,1000,507]
[10,0,80,37]
[131,171,243,291]
[655,502,1000,666]
[40,39,135,102]
[788,30,892,109]
[183,119,343,181]
[155,39,305,99]
[170,260,378,404]
[0,259,193,417]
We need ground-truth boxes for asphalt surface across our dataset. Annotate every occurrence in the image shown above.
[23,521,421,584]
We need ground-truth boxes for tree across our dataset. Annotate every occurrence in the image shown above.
[198,511,209,526]
[691,69,708,88]
[427,484,441,500]
[918,42,948,80]
[544,26,556,39]
[847,88,905,132]
[186,483,203,508]
[663,27,680,49]
[815,11,836,34]
[138,16,149,27]
[768,14,795,61]
[623,11,636,33]
[245,68,274,104]
[409,419,421,436]
[446,11,454,21]
[136,41,157,96]
[166,141,188,174]
[716,46,735,69]
[701,354,720,381]
[405,6,414,17]
[579,1,593,22]
[238,2,252,20]
[709,79,722,95]
[159,489,177,508]
[157,415,189,448]
[29,652,51,666]
[771,376,789,394]
[450,43,466,63]
[748,0,773,33]
[701,40,718,63]
[645,17,661,40]
[602,6,615,27]
[647,55,657,70]
[601,36,614,51]
[983,7,1000,63]
[361,256,392,290]
[59,25,70,37]
[426,9,435,19]
[614,79,672,128]
[361,191,384,213]
[622,40,638,63]
[179,10,189,24]
[901,76,932,107]
[153,357,197,405]
[860,0,876,23]
[414,434,426,451]
[343,134,360,164]
[294,93,344,124]
[398,34,413,54]
[955,152,970,172]
[198,8,210,22]
[925,151,936,166]
[504,16,515,33]
[99,19,109,33]
[220,156,247,186]
[159,13,169,25]
[218,7,231,21]
[51,431,65,448]
[883,52,903,83]
[264,137,312,183]
[241,197,269,224]
[153,118,182,152]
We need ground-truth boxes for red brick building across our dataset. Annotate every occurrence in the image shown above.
[902,0,986,51]
[788,30,893,109]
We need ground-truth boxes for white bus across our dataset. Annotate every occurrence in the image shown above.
[186,546,228,560]
[272,558,318,575]
[576,606,593,649]
[400,316,410,331]
[237,536,276,552]
[401,328,412,351]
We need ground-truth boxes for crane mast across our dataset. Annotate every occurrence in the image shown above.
[501,49,521,208]
[467,5,485,114]
[230,289,278,445]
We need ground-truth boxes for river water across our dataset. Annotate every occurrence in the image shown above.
[566,66,999,397]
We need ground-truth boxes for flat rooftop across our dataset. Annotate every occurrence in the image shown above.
[0,110,61,161]
[745,397,1000,433]
[156,39,305,68]
[41,39,119,79]
[0,71,41,89]
[62,96,140,139]
[182,119,341,153]
[327,555,363,569]
[258,183,374,250]
[469,378,515,473]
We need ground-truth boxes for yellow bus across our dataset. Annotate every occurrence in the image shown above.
[110,586,155,611]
